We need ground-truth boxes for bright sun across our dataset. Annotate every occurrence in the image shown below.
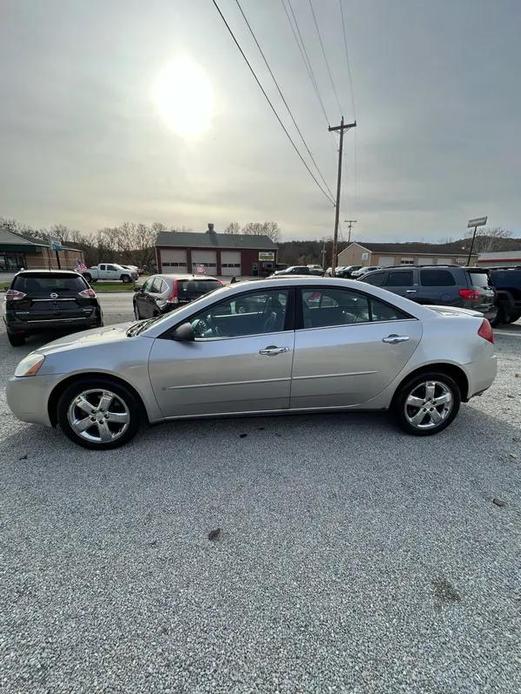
[151,57,214,138]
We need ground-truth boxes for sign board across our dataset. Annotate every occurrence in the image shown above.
[50,238,63,251]
[258,251,275,262]
[467,217,487,228]
[361,252,369,261]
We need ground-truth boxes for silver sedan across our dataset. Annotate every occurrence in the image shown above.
[7,278,497,449]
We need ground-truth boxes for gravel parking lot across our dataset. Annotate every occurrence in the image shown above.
[1,293,520,693]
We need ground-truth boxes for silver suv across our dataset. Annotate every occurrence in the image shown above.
[361,266,497,322]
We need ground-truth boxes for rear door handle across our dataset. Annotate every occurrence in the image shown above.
[259,346,290,356]
[405,289,417,293]
[382,334,410,344]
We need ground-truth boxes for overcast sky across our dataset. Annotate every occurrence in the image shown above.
[1,0,520,242]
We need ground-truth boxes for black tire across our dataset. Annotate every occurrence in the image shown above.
[57,377,142,449]
[392,371,461,436]
[506,311,521,324]
[121,275,131,283]
[491,306,507,327]
[7,331,25,346]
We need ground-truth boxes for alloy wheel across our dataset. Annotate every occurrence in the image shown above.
[67,388,130,444]
[404,380,453,431]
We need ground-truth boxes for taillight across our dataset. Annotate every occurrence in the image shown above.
[478,319,494,344]
[167,279,179,304]
[79,288,97,298]
[459,288,481,301]
[5,289,26,301]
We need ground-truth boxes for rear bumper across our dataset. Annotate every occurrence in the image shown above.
[4,314,102,335]
[465,354,497,399]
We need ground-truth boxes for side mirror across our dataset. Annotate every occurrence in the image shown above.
[173,322,195,342]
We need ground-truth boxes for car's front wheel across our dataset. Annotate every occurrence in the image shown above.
[7,331,25,346]
[393,372,461,436]
[57,378,142,449]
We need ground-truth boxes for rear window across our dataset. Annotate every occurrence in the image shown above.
[468,271,490,289]
[12,274,87,294]
[420,269,456,286]
[178,280,220,296]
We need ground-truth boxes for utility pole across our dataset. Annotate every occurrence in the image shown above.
[344,219,357,244]
[320,238,327,269]
[328,117,357,275]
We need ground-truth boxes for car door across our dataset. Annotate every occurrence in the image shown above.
[105,264,119,281]
[98,264,106,279]
[290,286,422,409]
[148,287,295,417]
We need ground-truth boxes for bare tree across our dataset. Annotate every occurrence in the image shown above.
[241,221,280,243]
[224,222,240,234]
[466,226,512,253]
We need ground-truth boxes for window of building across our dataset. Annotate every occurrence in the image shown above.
[399,258,415,265]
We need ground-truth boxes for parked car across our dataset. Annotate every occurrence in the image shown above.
[271,265,322,277]
[307,264,324,275]
[335,265,362,278]
[351,265,382,278]
[121,264,141,276]
[83,263,138,283]
[133,274,223,319]
[360,265,497,323]
[487,268,521,324]
[8,277,496,448]
[3,270,102,346]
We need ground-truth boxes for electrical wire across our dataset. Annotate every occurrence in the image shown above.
[338,0,356,119]
[211,0,335,206]
[281,0,330,129]
[308,0,343,116]
[234,0,335,202]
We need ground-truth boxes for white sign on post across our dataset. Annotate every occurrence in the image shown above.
[467,217,487,228]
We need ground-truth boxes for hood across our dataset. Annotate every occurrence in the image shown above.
[427,305,484,319]
[36,321,135,355]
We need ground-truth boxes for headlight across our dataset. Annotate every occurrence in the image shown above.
[15,353,45,377]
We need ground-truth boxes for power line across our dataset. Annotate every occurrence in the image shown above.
[211,0,335,206]
[281,0,330,128]
[234,0,335,202]
[338,0,356,118]
[308,0,343,116]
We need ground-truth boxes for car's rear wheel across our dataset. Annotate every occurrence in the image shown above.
[57,378,142,449]
[491,306,507,327]
[7,331,25,346]
[393,372,461,436]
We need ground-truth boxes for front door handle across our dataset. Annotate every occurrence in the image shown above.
[405,289,417,293]
[259,345,290,356]
[382,334,410,344]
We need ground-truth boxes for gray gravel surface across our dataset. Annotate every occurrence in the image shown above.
[1,293,520,693]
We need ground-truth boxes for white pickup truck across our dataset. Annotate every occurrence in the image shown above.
[83,263,139,284]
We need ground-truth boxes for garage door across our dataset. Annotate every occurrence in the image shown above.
[161,249,187,272]
[221,250,241,276]
[191,250,217,275]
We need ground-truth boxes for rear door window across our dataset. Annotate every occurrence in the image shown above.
[13,274,88,294]
[420,269,456,286]
[151,277,164,293]
[363,271,386,286]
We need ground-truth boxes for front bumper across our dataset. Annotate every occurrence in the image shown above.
[6,375,60,427]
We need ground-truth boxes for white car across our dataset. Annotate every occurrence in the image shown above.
[83,263,138,284]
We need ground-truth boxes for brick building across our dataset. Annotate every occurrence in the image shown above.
[155,224,278,277]
[0,229,85,273]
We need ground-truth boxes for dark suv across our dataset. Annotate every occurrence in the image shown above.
[4,270,103,346]
[487,268,521,324]
[361,265,497,321]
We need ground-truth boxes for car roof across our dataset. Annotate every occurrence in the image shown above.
[155,273,220,281]
[14,269,82,276]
